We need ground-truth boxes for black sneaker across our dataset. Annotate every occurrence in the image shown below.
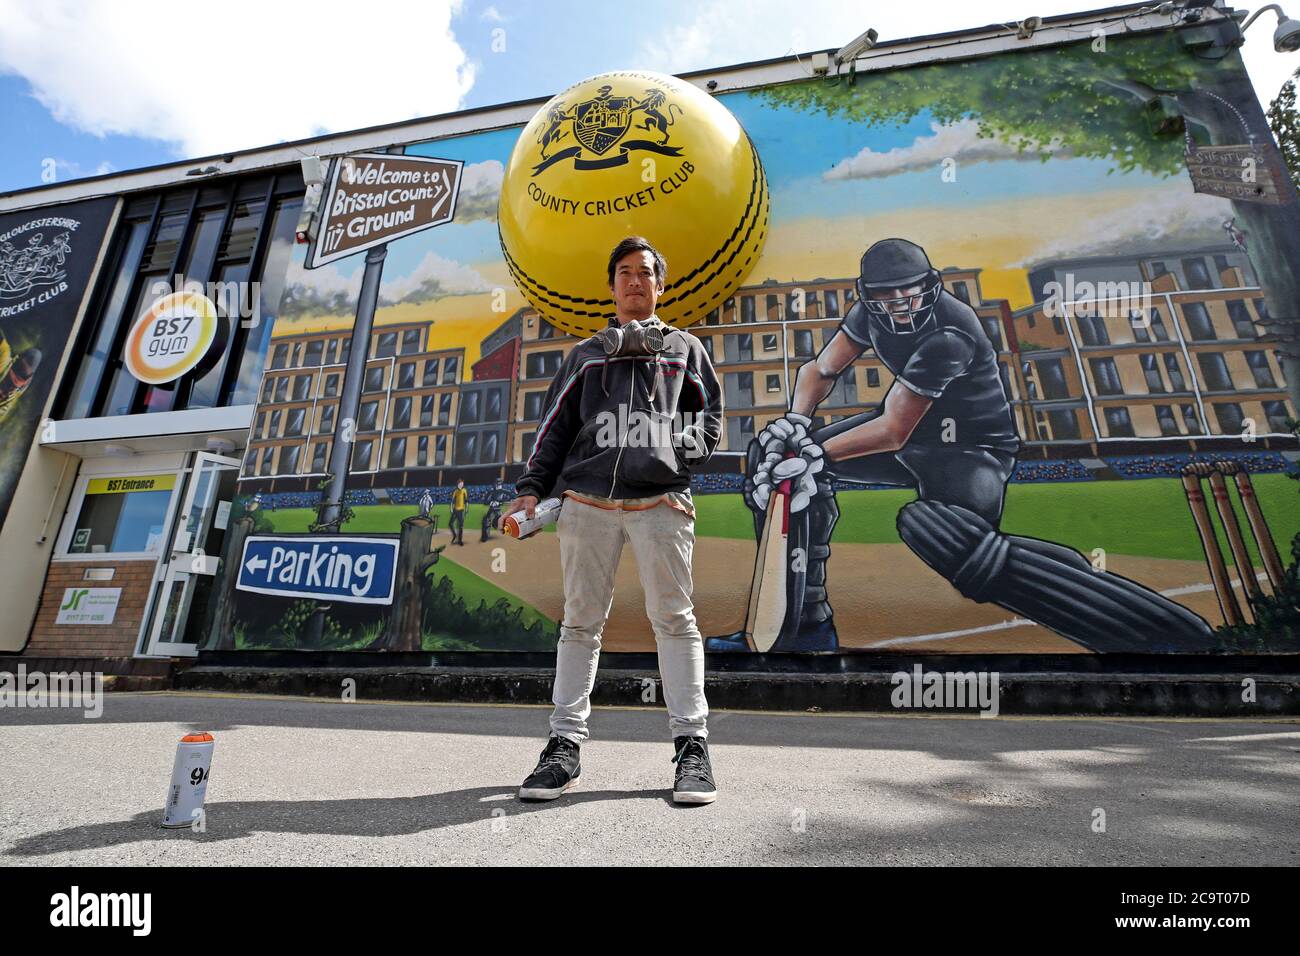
[671,736,716,804]
[518,736,581,800]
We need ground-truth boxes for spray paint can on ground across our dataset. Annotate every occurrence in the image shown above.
[502,496,563,539]
[162,732,214,828]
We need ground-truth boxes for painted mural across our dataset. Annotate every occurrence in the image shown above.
[211,29,1300,655]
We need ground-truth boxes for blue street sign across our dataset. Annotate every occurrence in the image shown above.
[237,535,399,605]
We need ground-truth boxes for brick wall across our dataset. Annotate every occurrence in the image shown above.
[24,559,159,658]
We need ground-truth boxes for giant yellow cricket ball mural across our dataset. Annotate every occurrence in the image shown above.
[498,71,769,336]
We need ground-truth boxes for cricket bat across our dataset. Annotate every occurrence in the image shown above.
[743,472,792,653]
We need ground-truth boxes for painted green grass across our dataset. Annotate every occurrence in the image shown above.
[259,503,478,534]
[261,475,1298,567]
[261,504,554,537]
[259,504,555,630]
[699,475,1297,566]
[1000,477,1297,566]
[428,555,555,634]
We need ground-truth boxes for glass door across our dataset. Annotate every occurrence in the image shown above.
[142,452,241,657]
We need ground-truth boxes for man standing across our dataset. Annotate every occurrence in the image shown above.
[449,478,467,546]
[502,236,724,804]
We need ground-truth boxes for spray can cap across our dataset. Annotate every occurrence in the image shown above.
[180,732,214,743]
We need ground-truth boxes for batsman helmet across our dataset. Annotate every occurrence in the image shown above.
[856,238,942,334]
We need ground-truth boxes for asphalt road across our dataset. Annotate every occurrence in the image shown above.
[1,692,1298,866]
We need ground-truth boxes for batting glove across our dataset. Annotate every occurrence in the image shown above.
[758,412,813,453]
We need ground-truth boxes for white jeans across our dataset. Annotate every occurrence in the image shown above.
[550,491,709,743]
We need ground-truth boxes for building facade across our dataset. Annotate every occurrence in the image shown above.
[241,322,466,488]
[9,170,306,658]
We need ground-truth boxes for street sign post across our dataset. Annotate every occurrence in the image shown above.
[307,152,464,268]
[236,535,399,605]
[302,149,464,536]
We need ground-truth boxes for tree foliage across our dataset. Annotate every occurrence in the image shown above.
[1267,67,1300,192]
[758,32,1244,177]
[420,573,556,651]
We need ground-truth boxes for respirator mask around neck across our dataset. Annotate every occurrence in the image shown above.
[595,318,667,357]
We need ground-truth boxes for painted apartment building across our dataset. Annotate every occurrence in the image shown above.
[237,249,1296,495]
[1012,253,1292,445]
[242,321,466,486]
[247,249,1300,490]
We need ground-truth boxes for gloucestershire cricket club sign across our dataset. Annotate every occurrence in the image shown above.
[237,535,399,605]
[308,153,464,268]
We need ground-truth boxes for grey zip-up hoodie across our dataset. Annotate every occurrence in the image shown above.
[515,315,724,501]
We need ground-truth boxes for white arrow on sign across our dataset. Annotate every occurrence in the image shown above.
[244,554,268,575]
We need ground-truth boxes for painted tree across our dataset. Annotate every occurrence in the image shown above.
[372,514,444,652]
[759,24,1300,408]
[1268,66,1300,191]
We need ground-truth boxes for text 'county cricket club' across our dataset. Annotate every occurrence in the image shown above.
[533,81,685,177]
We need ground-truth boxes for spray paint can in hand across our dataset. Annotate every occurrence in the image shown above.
[162,732,214,829]
[502,496,563,539]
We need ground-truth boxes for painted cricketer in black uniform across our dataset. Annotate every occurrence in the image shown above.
[707,238,1215,653]
[481,478,513,542]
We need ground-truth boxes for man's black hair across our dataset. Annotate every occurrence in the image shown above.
[607,236,667,288]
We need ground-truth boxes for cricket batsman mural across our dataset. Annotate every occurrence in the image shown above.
[707,238,1218,654]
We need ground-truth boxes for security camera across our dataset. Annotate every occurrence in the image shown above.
[834,27,878,65]
[1241,4,1300,53]
[300,155,324,186]
[1180,0,1215,23]
[295,183,321,244]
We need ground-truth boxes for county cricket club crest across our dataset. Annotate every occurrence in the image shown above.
[0,229,73,301]
[533,83,684,175]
